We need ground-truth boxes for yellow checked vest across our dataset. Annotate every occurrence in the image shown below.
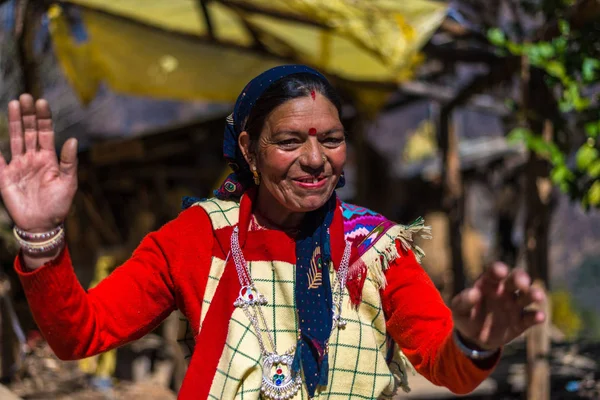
[191,197,429,399]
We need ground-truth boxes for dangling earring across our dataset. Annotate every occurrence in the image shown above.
[252,166,261,185]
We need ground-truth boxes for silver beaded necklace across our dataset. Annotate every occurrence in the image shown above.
[230,226,351,400]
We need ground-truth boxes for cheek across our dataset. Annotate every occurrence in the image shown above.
[329,145,347,172]
[258,149,297,178]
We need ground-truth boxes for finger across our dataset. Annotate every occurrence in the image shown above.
[8,100,24,157]
[20,94,38,152]
[0,153,6,175]
[451,287,482,317]
[521,309,546,330]
[504,268,531,300]
[517,286,546,309]
[475,262,510,295]
[59,138,78,177]
[36,99,56,153]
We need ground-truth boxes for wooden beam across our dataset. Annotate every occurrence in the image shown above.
[397,81,511,116]
[195,0,215,41]
[214,0,328,29]
[423,42,515,65]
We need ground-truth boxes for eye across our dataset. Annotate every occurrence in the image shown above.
[321,137,345,147]
[277,139,301,148]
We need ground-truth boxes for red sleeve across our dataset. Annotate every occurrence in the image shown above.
[381,240,498,395]
[14,207,212,361]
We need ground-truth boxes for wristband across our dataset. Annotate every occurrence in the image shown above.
[452,330,499,360]
[13,225,66,255]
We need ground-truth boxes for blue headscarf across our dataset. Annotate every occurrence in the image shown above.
[214,65,343,397]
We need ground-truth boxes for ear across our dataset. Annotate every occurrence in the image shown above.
[238,131,254,167]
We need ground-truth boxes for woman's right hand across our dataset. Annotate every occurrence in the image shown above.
[0,94,78,233]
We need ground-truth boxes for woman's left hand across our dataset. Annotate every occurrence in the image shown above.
[450,263,547,351]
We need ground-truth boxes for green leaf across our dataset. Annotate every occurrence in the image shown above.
[576,144,600,170]
[551,165,571,184]
[507,127,531,144]
[585,122,599,138]
[537,42,555,59]
[559,19,570,35]
[559,100,573,113]
[588,181,600,206]
[552,37,567,54]
[488,28,506,46]
[582,58,600,82]
[589,160,600,178]
[507,41,523,54]
[574,97,591,111]
[546,61,566,79]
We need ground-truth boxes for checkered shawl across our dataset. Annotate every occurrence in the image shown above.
[189,196,427,399]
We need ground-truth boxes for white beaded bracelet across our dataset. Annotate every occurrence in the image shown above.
[14,224,64,241]
[13,225,66,255]
[452,330,499,360]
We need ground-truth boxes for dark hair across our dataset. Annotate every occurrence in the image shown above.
[244,73,342,146]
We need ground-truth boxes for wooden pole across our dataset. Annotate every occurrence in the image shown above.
[524,123,553,400]
[437,105,466,296]
[520,53,553,400]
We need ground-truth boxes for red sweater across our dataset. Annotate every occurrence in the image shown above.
[15,201,496,398]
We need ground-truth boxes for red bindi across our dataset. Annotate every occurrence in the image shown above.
[308,128,317,136]
[310,90,316,100]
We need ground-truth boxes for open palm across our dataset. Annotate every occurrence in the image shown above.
[0,94,78,232]
[451,263,546,350]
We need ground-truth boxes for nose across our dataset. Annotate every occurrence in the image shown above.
[300,138,325,170]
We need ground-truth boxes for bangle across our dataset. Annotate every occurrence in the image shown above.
[452,330,498,360]
[14,224,64,241]
[13,225,66,255]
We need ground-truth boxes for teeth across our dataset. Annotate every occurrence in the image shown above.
[313,178,318,184]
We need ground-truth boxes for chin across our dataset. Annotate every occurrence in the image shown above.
[290,193,333,212]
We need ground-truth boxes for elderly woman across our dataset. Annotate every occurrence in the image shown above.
[0,65,545,399]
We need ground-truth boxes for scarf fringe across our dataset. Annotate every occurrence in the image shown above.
[395,351,416,394]
[346,259,368,308]
[362,218,432,290]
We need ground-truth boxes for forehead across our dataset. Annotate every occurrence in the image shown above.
[265,94,341,131]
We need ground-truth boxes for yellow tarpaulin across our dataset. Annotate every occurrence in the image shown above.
[49,0,447,107]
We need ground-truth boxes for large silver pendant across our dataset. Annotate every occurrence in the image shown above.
[260,351,302,400]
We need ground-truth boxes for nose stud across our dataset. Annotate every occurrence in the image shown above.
[322,154,327,162]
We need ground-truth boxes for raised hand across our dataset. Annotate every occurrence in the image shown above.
[451,263,546,351]
[0,94,78,233]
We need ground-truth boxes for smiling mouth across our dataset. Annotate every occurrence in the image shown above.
[293,176,328,189]
[294,177,325,184]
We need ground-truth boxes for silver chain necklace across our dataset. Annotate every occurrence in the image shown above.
[230,226,351,400]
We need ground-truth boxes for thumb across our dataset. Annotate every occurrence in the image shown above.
[59,138,78,177]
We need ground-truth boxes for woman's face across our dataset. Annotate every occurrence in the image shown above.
[242,92,346,214]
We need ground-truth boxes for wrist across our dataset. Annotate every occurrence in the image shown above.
[21,243,64,271]
[14,224,64,241]
[452,330,500,360]
[14,224,66,259]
